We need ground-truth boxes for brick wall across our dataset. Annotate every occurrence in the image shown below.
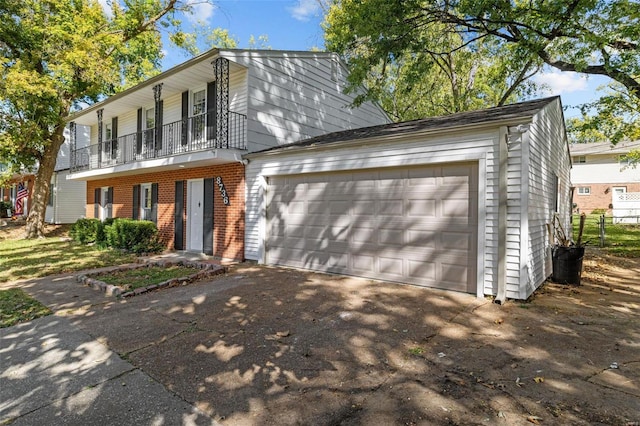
[572,182,640,213]
[86,163,245,260]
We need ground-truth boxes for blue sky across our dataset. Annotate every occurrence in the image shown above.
[149,0,610,119]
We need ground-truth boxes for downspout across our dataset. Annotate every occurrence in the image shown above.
[495,126,509,304]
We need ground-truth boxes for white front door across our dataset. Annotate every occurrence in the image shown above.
[187,179,204,251]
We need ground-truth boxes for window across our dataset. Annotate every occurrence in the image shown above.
[191,89,206,145]
[140,183,152,221]
[192,90,206,116]
[574,156,586,163]
[105,123,112,141]
[577,187,591,195]
[145,107,155,130]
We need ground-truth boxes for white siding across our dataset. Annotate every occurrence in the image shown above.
[246,130,498,296]
[57,125,90,171]
[571,159,639,184]
[46,170,87,224]
[524,100,571,299]
[222,51,390,152]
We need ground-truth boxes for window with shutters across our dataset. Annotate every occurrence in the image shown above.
[191,89,206,145]
[141,182,152,221]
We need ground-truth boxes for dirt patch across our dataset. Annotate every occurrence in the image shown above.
[0,220,70,240]
[23,250,640,425]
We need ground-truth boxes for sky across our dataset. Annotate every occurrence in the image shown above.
[149,0,611,120]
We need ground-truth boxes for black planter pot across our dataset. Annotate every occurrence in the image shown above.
[552,246,585,285]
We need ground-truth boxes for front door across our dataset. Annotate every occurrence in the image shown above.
[187,179,204,251]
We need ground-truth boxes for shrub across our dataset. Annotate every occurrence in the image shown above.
[96,217,115,246]
[591,208,607,215]
[105,219,164,254]
[70,218,101,244]
[0,201,13,218]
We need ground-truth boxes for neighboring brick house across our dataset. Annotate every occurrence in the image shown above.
[0,172,35,218]
[66,49,390,260]
[570,140,640,213]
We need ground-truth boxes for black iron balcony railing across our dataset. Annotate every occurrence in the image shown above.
[71,111,246,172]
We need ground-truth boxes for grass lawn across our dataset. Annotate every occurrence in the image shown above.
[97,265,199,291]
[0,237,136,283]
[0,224,136,327]
[0,288,52,328]
[574,214,640,257]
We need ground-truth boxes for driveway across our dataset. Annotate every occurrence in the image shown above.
[4,254,640,425]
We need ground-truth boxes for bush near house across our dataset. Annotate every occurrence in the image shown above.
[71,218,165,254]
[70,218,101,243]
[0,201,13,218]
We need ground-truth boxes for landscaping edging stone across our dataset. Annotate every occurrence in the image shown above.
[75,259,227,299]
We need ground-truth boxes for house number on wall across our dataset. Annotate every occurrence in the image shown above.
[216,176,230,206]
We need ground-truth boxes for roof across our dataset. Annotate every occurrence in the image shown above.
[250,97,560,155]
[68,49,340,124]
[569,140,640,156]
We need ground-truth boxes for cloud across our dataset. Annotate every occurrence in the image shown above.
[534,70,589,95]
[288,0,321,22]
[185,0,216,24]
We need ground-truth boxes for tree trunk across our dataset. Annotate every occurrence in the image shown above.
[24,124,66,239]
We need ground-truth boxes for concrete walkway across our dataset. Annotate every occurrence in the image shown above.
[1,272,219,426]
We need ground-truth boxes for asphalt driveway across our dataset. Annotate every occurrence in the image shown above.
[3,256,640,425]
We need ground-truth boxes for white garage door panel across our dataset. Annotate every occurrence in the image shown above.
[266,163,478,293]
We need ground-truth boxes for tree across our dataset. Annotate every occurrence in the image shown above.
[324,0,544,120]
[0,0,199,238]
[323,0,639,137]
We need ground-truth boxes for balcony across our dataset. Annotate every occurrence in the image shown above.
[71,111,246,172]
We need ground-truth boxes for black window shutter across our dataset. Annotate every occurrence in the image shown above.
[151,183,158,224]
[111,117,118,159]
[132,184,140,220]
[136,108,143,154]
[107,187,113,218]
[156,100,163,151]
[94,188,100,219]
[206,81,217,144]
[181,91,189,146]
[203,178,214,256]
[174,181,184,250]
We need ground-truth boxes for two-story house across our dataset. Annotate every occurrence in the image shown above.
[570,140,640,213]
[66,49,390,260]
[45,126,89,224]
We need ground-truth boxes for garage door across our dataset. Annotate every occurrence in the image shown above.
[266,163,478,293]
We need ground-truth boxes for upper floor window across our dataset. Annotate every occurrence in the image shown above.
[105,123,112,141]
[192,89,206,116]
[577,187,591,195]
[145,107,155,130]
[574,156,586,163]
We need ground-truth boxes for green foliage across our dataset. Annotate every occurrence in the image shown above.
[70,218,101,244]
[0,201,12,218]
[105,219,164,254]
[0,0,197,237]
[96,217,116,245]
[324,0,640,138]
[324,0,543,119]
[0,288,51,328]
